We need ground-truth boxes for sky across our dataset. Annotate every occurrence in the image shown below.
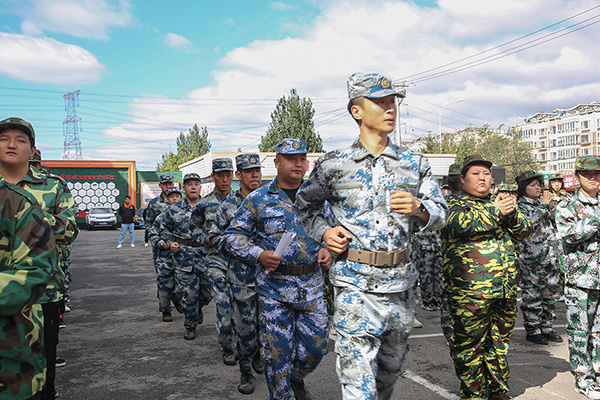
[1,0,599,170]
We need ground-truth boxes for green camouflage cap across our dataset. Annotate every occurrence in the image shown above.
[212,158,234,172]
[236,153,262,170]
[461,154,492,175]
[276,138,307,154]
[497,183,518,192]
[547,172,563,181]
[183,172,201,182]
[515,170,543,185]
[347,73,406,101]
[29,149,42,163]
[0,117,35,146]
[166,187,182,197]
[160,174,174,183]
[575,156,600,171]
[448,163,462,176]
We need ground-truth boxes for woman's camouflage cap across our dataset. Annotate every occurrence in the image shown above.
[575,156,600,171]
[461,154,492,175]
[515,170,543,185]
[547,172,563,181]
[347,73,406,101]
[497,183,518,192]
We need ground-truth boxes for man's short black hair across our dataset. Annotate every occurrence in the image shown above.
[124,196,131,200]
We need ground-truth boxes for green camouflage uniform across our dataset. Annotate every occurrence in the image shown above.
[0,181,57,400]
[442,192,533,399]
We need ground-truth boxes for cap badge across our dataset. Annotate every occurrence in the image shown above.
[249,156,257,164]
[292,141,301,149]
[381,77,390,89]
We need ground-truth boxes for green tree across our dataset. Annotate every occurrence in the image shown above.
[157,124,212,171]
[259,89,324,152]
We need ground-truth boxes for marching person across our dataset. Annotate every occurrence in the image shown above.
[555,156,600,399]
[295,73,447,400]
[117,196,136,248]
[442,155,533,400]
[226,139,331,400]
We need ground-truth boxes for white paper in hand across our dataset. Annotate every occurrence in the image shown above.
[274,232,296,257]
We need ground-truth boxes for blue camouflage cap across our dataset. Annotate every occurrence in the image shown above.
[236,153,263,170]
[347,72,406,101]
[166,187,182,196]
[212,158,234,172]
[183,172,201,182]
[276,138,307,155]
[160,174,174,183]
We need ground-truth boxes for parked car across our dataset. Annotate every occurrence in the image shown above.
[133,208,146,229]
[85,207,117,230]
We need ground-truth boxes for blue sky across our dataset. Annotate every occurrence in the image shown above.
[1,0,599,169]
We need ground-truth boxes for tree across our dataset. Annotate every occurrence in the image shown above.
[157,124,212,171]
[259,89,324,152]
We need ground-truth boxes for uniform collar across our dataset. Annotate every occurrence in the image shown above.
[459,192,492,203]
[19,166,45,185]
[351,138,402,162]
[576,188,599,205]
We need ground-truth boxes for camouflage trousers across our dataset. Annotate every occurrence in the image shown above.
[448,294,517,399]
[333,286,415,400]
[413,249,444,309]
[258,294,329,400]
[231,283,258,374]
[175,268,212,329]
[564,285,600,388]
[155,253,181,314]
[206,266,233,354]
[519,260,561,335]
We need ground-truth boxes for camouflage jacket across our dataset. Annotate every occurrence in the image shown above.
[191,189,233,269]
[145,193,169,232]
[442,193,534,299]
[555,189,600,289]
[159,198,201,272]
[226,179,324,303]
[0,182,56,399]
[295,139,448,293]
[516,196,559,266]
[7,167,78,303]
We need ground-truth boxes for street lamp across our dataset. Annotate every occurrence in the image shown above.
[438,99,464,135]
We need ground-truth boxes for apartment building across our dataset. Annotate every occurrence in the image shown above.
[517,102,600,188]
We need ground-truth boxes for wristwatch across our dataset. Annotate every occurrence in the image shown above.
[415,201,426,216]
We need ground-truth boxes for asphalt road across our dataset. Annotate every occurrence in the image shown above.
[56,229,582,399]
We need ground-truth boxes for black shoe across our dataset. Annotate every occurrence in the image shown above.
[173,300,183,314]
[291,379,313,400]
[251,351,264,374]
[58,314,66,329]
[162,312,173,322]
[526,333,548,345]
[543,331,563,342]
[223,349,236,366]
[184,328,196,340]
[238,373,255,395]
[198,307,204,325]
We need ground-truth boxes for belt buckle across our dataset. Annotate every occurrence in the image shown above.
[374,251,393,267]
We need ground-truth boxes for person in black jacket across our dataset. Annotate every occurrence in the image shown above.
[117,196,136,248]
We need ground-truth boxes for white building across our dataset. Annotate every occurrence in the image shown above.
[517,102,600,188]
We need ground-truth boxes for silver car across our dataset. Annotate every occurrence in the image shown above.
[85,207,117,230]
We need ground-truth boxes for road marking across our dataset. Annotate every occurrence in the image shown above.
[403,370,459,400]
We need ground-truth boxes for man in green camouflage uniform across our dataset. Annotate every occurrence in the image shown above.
[0,181,57,400]
[442,155,533,400]
[515,170,562,345]
[0,117,78,400]
[555,156,600,399]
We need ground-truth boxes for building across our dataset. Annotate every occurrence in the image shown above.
[517,102,600,188]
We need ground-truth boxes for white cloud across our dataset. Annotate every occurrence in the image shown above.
[164,33,196,53]
[19,0,134,40]
[271,2,296,12]
[0,32,106,84]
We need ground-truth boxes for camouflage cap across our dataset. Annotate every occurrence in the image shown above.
[547,172,564,181]
[276,138,307,155]
[0,117,35,146]
[347,72,406,101]
[461,154,493,175]
[448,163,462,176]
[29,149,42,163]
[515,170,543,185]
[166,186,182,197]
[497,183,518,192]
[183,172,201,182]
[575,156,600,171]
[160,174,174,183]
[212,158,234,172]
[236,153,262,170]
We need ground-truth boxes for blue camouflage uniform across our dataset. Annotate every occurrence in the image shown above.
[226,140,329,400]
[191,158,235,357]
[295,72,448,400]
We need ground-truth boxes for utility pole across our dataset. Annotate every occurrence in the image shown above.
[62,90,83,160]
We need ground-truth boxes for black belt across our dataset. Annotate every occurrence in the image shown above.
[340,248,409,267]
[173,236,203,248]
[275,262,318,276]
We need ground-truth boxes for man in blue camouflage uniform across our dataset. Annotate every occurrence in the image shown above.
[148,186,183,322]
[160,173,211,340]
[410,229,444,312]
[555,156,600,399]
[209,153,264,395]
[146,174,179,318]
[191,158,235,364]
[295,73,447,400]
[226,139,332,400]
